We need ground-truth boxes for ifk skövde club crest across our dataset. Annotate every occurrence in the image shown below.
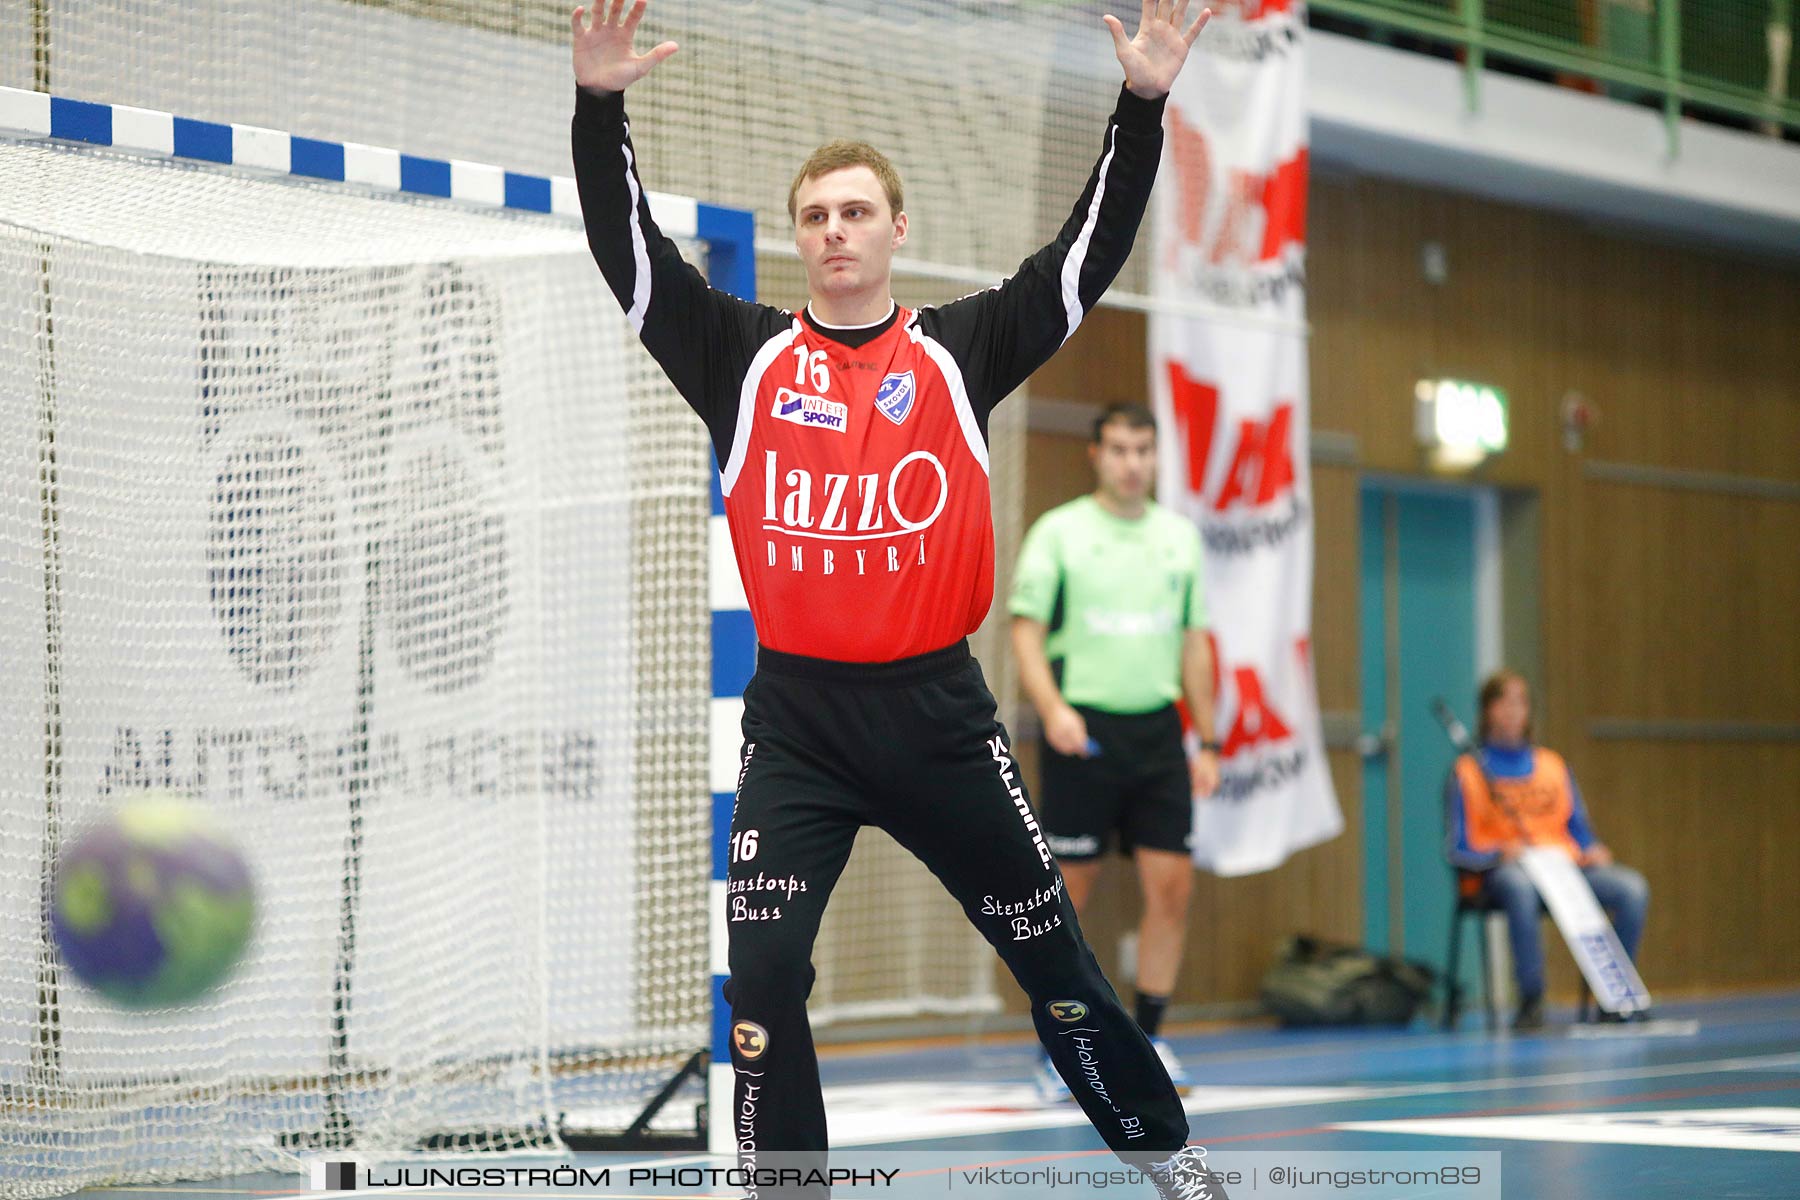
[875,371,916,425]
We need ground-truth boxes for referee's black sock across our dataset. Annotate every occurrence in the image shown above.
[1135,991,1169,1039]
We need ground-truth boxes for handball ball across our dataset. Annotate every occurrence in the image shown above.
[51,792,256,1009]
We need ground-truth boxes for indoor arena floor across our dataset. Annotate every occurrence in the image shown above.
[83,989,1800,1200]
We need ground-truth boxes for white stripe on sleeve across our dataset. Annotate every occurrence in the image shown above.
[1059,123,1118,346]
[621,127,652,334]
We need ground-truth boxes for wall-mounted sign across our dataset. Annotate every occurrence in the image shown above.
[1416,379,1508,469]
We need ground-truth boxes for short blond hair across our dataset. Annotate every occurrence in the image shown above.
[787,140,904,223]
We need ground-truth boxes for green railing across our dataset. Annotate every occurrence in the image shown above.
[1310,0,1799,153]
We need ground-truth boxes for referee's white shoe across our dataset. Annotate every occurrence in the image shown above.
[1152,1037,1192,1092]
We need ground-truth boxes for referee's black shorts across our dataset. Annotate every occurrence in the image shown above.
[1038,704,1193,861]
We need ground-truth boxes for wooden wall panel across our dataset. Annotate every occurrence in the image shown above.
[1023,429,1094,521]
[1563,247,1800,481]
[1569,742,1800,992]
[1578,484,1800,722]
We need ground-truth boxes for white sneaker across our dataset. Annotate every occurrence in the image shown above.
[1152,1037,1191,1091]
[1144,1145,1228,1199]
[1033,1052,1071,1103]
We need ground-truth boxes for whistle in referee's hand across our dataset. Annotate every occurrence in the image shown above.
[1084,738,1103,757]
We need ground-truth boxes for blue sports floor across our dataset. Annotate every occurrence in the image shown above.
[83,990,1800,1200]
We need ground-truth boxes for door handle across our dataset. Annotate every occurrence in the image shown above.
[1356,721,1395,760]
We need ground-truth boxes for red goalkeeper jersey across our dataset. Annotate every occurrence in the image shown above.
[573,86,1166,661]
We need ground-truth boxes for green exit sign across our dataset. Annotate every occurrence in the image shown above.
[1415,379,1508,467]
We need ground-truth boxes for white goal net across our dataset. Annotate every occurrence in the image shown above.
[0,135,711,1196]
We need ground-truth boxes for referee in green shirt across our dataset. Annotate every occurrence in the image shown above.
[1010,402,1218,1100]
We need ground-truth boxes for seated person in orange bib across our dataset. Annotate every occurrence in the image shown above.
[1444,669,1651,1031]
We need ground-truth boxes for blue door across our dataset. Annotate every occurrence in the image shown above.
[1358,482,1488,987]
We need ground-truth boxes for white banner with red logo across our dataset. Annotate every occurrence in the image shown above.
[1151,0,1342,876]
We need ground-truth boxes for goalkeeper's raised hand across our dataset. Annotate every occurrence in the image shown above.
[572,0,678,94]
[1104,0,1212,99]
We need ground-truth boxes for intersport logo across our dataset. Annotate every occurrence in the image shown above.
[770,388,847,433]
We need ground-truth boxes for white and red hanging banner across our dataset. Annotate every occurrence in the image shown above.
[1151,0,1341,876]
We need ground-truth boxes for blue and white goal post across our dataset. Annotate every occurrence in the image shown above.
[1,83,755,1158]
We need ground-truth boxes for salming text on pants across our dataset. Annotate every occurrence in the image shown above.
[724,640,1190,1196]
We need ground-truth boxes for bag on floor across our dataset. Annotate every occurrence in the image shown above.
[1259,935,1435,1027]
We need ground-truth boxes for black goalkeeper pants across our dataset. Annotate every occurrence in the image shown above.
[724,640,1189,1197]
